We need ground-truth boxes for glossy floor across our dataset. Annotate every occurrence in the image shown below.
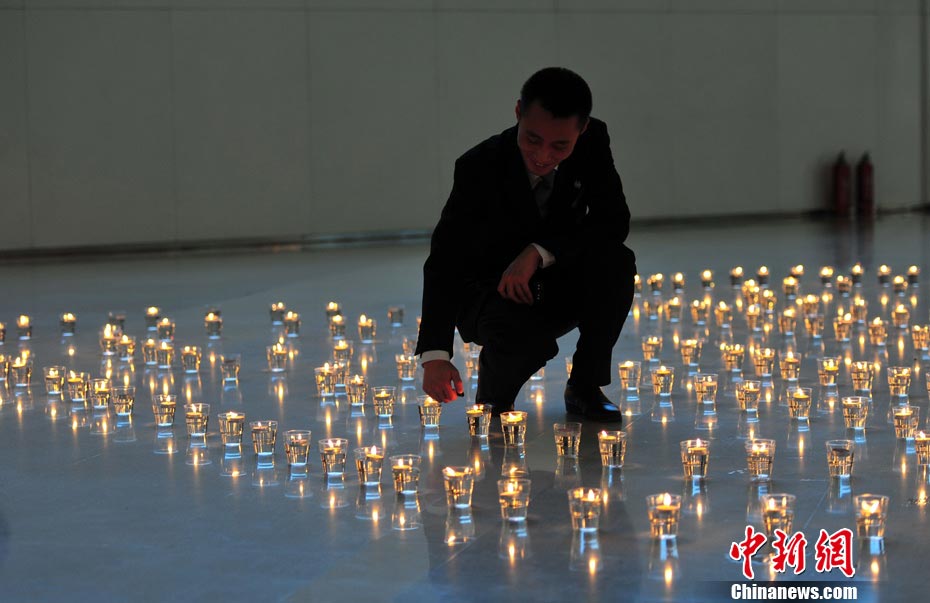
[0,214,928,602]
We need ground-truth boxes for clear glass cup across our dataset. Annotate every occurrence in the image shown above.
[390,454,422,494]
[788,387,812,420]
[314,366,336,398]
[553,422,582,457]
[501,411,528,446]
[651,365,675,396]
[618,360,642,392]
[319,437,349,476]
[180,346,201,374]
[266,345,287,373]
[735,380,762,412]
[388,305,405,327]
[887,366,911,398]
[826,439,855,477]
[680,439,710,480]
[779,354,801,382]
[817,357,840,387]
[465,403,492,437]
[851,361,873,392]
[395,354,416,381]
[679,339,702,367]
[641,336,662,362]
[693,373,718,404]
[152,394,177,427]
[646,493,681,539]
[745,438,775,481]
[597,430,626,468]
[250,420,278,458]
[372,386,396,417]
[220,354,240,383]
[184,403,210,437]
[418,396,442,429]
[355,445,384,485]
[90,378,111,410]
[841,396,869,431]
[892,405,919,439]
[443,466,475,508]
[760,493,796,537]
[44,366,66,395]
[498,478,531,522]
[854,494,889,541]
[284,429,312,469]
[217,411,245,446]
[568,488,603,532]
[111,386,135,417]
[156,343,174,370]
[915,432,930,465]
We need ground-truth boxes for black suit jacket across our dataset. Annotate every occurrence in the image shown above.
[416,117,631,358]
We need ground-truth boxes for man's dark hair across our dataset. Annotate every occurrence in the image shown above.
[520,67,592,125]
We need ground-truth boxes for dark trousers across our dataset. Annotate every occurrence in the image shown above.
[457,240,637,409]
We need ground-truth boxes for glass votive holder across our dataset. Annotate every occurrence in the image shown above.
[892,304,910,329]
[618,360,642,391]
[752,348,775,378]
[680,439,710,481]
[714,302,732,328]
[156,319,175,342]
[501,411,528,446]
[646,493,682,539]
[355,445,384,485]
[779,353,801,382]
[418,396,442,429]
[319,437,348,475]
[266,344,288,373]
[597,430,627,468]
[331,361,348,386]
[270,301,286,325]
[66,371,89,402]
[152,394,177,427]
[851,361,874,392]
[141,339,158,366]
[443,466,475,508]
[250,420,277,458]
[390,454,422,494]
[332,340,353,366]
[745,438,776,481]
[345,375,369,406]
[10,358,32,388]
[836,275,853,295]
[373,386,396,417]
[817,357,840,387]
[217,411,245,447]
[100,326,121,356]
[689,300,709,326]
[180,346,201,374]
[220,354,240,383]
[553,422,582,457]
[204,312,223,339]
[44,366,65,395]
[184,403,210,437]
[805,313,825,338]
[734,380,761,413]
[788,387,812,420]
[395,354,416,381]
[314,365,336,397]
[745,304,762,332]
[651,365,675,396]
[328,314,346,339]
[642,298,658,321]
[156,342,174,370]
[116,335,135,361]
[143,306,160,331]
[826,439,855,478]
[465,403,492,437]
[892,405,919,439]
[111,386,135,417]
[57,313,77,337]
[851,298,868,324]
[641,336,662,362]
[912,324,930,351]
[358,315,376,343]
[664,297,683,323]
[854,494,889,541]
[568,488,603,532]
[722,344,745,373]
[498,478,531,522]
[833,315,853,342]
[679,339,702,367]
[778,308,797,335]
[841,396,869,431]
[868,318,888,346]
[801,294,820,316]
[887,366,911,397]
[915,431,930,465]
[90,378,111,409]
[16,315,32,340]
[693,373,718,404]
[387,305,405,327]
[283,311,301,338]
[760,493,796,537]
[284,430,312,469]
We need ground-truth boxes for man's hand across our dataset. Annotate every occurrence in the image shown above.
[422,359,464,403]
[497,245,542,304]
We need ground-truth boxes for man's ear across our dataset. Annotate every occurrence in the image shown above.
[515,100,522,122]
[578,117,589,135]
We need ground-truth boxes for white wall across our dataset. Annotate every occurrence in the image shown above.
[0,0,925,252]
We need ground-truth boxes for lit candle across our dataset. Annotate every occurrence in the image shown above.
[142,338,158,365]
[878,264,892,286]
[325,301,342,318]
[782,276,798,297]
[892,303,910,329]
[270,302,287,325]
[358,314,376,343]
[850,262,863,284]
[117,334,135,360]
[701,269,714,288]
[283,311,301,338]
[100,324,119,356]
[16,315,32,340]
[329,314,346,338]
[633,274,642,294]
[204,311,223,339]
[665,297,682,322]
[59,313,77,336]
[156,317,175,341]
[835,274,852,295]
[820,266,834,285]
[756,266,769,285]
[907,265,920,285]
[730,266,744,287]
[672,272,685,292]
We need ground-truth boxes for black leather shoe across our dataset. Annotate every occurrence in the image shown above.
[564,384,622,423]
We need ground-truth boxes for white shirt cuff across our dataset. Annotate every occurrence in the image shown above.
[532,243,556,268]
[419,350,451,365]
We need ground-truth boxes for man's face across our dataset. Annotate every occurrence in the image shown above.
[515,100,588,177]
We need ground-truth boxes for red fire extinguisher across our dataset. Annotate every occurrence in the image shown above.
[856,153,874,218]
[832,152,851,217]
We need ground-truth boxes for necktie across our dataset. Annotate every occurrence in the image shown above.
[534,174,554,219]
